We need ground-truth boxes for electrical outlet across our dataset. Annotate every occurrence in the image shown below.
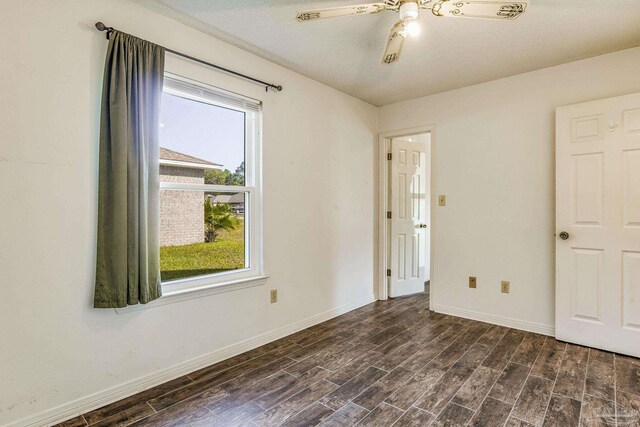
[439,195,446,206]
[270,289,278,303]
[501,281,510,294]
[469,276,477,289]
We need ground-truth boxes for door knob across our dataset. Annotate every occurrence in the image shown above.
[418,224,427,228]
[559,231,570,240]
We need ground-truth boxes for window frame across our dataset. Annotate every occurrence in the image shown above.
[159,74,265,296]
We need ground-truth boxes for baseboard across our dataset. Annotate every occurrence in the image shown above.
[7,294,376,427]
[433,304,555,337]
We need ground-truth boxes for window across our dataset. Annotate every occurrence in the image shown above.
[159,74,263,294]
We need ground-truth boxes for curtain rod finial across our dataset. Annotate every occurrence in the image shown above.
[95,22,114,39]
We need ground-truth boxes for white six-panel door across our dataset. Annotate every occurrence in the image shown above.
[556,93,640,357]
[389,139,429,298]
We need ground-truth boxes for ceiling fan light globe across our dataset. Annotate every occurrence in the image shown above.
[399,2,419,20]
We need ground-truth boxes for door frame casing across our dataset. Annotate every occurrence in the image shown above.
[377,125,437,308]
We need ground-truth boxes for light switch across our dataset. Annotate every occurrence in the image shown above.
[439,195,446,206]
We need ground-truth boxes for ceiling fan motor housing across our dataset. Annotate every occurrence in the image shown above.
[399,2,419,21]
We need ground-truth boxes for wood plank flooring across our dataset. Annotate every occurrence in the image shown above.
[55,289,640,426]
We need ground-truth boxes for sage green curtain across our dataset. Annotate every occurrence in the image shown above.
[94,31,165,308]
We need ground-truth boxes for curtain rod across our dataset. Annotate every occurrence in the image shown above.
[94,22,283,92]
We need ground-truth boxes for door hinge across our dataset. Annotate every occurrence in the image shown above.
[387,153,392,161]
[387,211,392,219]
[386,269,391,277]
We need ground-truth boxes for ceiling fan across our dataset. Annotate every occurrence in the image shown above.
[296,0,528,64]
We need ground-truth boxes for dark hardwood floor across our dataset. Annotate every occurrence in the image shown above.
[56,289,639,426]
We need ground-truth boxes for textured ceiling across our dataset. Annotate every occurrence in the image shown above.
[134,0,640,106]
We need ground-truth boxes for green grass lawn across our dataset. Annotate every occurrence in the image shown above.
[160,221,245,282]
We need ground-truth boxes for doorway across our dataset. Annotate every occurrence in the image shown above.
[378,129,433,300]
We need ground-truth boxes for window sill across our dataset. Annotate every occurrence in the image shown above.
[113,275,269,315]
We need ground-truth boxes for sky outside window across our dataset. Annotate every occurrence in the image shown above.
[159,92,245,172]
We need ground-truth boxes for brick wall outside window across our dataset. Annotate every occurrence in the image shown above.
[160,165,204,246]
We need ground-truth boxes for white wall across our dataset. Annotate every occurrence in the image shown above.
[0,1,378,425]
[379,47,640,334]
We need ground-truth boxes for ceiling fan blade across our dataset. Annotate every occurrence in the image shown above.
[296,3,388,22]
[432,0,528,20]
[381,21,406,65]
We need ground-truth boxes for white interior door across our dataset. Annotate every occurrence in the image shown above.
[389,138,429,298]
[556,92,640,357]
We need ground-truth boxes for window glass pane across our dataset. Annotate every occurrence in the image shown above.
[160,190,248,282]
[159,92,245,186]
